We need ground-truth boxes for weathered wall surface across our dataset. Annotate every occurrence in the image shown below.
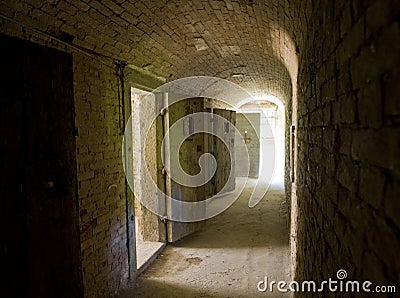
[74,54,128,297]
[132,90,161,242]
[293,0,400,289]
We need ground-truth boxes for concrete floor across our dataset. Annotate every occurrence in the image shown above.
[136,241,165,272]
[121,178,291,297]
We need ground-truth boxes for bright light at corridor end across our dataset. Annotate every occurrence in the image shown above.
[122,76,276,222]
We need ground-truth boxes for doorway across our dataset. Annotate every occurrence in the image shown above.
[235,100,285,186]
[131,88,165,272]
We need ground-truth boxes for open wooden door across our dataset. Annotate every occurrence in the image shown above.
[164,97,206,242]
[211,108,237,195]
[158,98,237,242]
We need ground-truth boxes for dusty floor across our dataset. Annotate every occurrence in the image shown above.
[120,178,291,297]
[136,241,165,271]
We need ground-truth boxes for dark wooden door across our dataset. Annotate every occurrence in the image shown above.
[0,34,82,297]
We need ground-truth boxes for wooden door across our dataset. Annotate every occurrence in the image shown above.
[211,109,236,195]
[165,98,206,242]
[0,35,82,297]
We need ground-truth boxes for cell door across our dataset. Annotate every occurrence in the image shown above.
[0,35,82,297]
[211,108,237,195]
[163,97,207,242]
[155,98,237,242]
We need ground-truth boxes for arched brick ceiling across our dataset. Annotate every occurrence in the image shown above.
[125,0,296,102]
[1,0,299,103]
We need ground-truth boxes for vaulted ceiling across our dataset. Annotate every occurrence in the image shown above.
[1,0,300,102]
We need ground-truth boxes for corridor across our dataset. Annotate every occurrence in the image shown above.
[0,0,399,297]
[122,179,290,297]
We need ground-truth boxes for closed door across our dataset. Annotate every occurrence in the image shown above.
[0,35,82,297]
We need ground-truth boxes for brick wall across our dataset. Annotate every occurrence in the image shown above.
[74,54,128,297]
[293,0,400,289]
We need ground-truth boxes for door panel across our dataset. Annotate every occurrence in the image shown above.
[159,100,236,242]
[166,98,206,242]
[0,34,82,297]
[211,109,236,194]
